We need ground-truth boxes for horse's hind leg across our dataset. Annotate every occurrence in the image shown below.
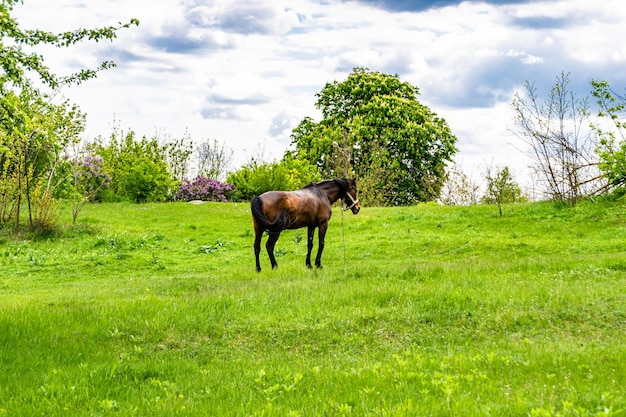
[315,221,328,269]
[306,226,315,269]
[254,227,263,272]
[266,231,281,269]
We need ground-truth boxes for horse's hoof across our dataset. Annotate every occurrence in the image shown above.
[272,264,278,270]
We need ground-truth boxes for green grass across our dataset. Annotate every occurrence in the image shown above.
[1,199,625,416]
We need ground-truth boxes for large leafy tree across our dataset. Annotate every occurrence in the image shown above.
[1,0,138,231]
[288,68,458,205]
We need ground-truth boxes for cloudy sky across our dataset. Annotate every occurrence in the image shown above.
[13,0,626,189]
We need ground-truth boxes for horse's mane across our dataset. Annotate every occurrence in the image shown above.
[303,178,348,196]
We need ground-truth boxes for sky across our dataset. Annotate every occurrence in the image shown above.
[12,0,626,191]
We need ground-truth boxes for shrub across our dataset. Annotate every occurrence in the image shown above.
[29,184,61,236]
[119,160,174,203]
[69,153,111,224]
[175,176,234,202]
[88,129,176,203]
[227,157,321,201]
[0,160,18,224]
[73,155,111,200]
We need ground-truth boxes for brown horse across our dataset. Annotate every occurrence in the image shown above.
[251,178,360,272]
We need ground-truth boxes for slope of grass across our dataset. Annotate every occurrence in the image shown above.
[1,199,625,416]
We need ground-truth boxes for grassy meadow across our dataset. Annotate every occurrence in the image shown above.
[1,198,625,416]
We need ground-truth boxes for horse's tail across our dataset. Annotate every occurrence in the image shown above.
[251,197,288,232]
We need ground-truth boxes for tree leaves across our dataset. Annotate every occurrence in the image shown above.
[289,68,457,205]
[1,1,139,89]
[591,80,626,189]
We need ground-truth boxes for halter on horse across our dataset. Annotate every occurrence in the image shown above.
[250,178,360,272]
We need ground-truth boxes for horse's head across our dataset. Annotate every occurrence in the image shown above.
[343,178,360,214]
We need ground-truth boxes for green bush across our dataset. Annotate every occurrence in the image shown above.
[88,129,176,203]
[227,156,320,201]
[119,159,173,203]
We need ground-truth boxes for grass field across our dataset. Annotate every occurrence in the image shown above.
[1,198,625,416]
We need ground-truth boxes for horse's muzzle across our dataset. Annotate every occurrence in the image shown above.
[344,192,360,214]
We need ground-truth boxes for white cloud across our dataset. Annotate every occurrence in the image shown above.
[10,0,626,185]
[206,73,279,104]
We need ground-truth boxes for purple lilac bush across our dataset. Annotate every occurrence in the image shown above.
[175,176,234,202]
[74,155,111,196]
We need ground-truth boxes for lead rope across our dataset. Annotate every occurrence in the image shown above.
[339,192,359,269]
[340,205,347,268]
[339,184,348,269]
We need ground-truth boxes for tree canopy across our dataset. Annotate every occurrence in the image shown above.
[1,0,138,232]
[288,67,457,206]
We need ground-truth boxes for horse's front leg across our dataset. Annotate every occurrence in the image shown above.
[254,227,263,272]
[266,231,281,269]
[315,221,328,269]
[306,226,315,269]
